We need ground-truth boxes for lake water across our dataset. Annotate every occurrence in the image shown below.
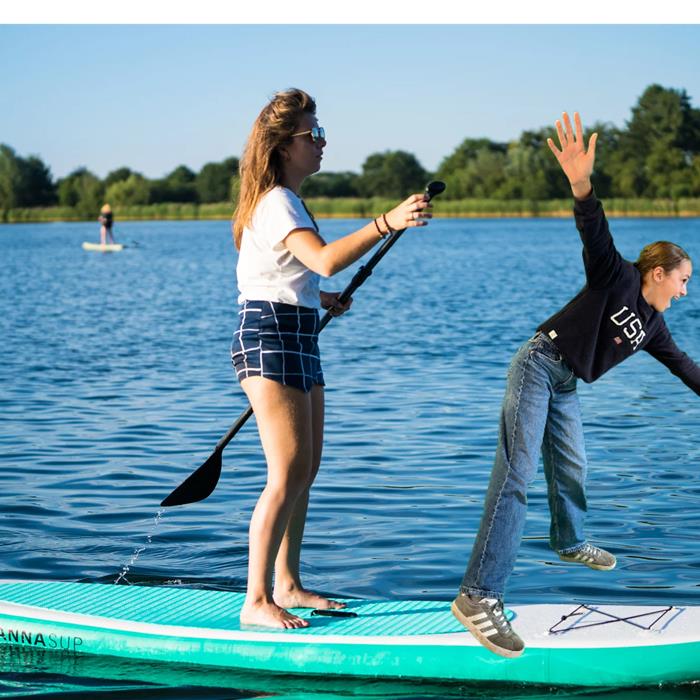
[1,215,700,699]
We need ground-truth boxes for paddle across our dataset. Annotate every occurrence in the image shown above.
[161,181,446,507]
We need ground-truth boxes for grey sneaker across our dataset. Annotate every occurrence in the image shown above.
[451,592,524,658]
[558,543,616,571]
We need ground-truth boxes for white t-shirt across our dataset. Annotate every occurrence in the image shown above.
[236,186,321,309]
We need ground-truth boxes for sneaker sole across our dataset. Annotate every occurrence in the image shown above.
[558,555,616,571]
[450,600,524,659]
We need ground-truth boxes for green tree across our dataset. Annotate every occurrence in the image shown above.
[17,156,56,206]
[582,122,620,198]
[615,85,700,196]
[357,151,428,198]
[301,171,360,197]
[606,149,646,198]
[435,138,508,199]
[104,167,136,189]
[57,177,78,207]
[627,84,700,153]
[151,164,197,203]
[0,144,23,212]
[646,145,692,197]
[57,168,104,217]
[105,174,152,206]
[196,157,239,203]
[0,145,55,210]
[501,142,547,199]
[690,154,700,196]
[436,138,505,174]
[443,150,508,199]
[501,129,569,200]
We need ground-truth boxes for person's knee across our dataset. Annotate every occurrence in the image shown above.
[487,461,535,512]
[267,463,313,501]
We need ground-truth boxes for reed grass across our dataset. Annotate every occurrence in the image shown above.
[3,206,84,222]
[5,198,700,223]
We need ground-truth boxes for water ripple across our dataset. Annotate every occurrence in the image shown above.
[2,218,700,696]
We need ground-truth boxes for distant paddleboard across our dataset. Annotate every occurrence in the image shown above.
[82,242,124,252]
[0,581,698,687]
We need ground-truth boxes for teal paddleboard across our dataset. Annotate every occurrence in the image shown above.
[0,581,698,687]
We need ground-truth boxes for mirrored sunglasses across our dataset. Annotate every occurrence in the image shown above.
[291,126,326,143]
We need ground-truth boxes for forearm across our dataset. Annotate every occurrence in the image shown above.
[573,191,621,287]
[648,334,700,397]
[285,191,429,277]
[313,220,384,277]
[677,366,700,396]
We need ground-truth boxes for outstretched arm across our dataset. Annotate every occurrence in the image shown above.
[284,193,432,278]
[645,322,700,396]
[547,112,597,199]
[549,112,620,287]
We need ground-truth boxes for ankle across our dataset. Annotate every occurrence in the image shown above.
[273,579,302,594]
[244,592,275,608]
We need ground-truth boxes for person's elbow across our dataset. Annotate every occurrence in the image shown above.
[314,261,338,278]
[313,250,341,278]
[297,257,336,277]
[288,241,341,277]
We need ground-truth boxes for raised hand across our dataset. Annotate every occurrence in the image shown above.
[547,112,597,199]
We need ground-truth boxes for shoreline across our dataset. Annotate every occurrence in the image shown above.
[3,199,700,223]
[4,212,700,223]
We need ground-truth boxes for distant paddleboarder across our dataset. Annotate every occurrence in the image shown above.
[451,112,700,659]
[98,203,115,245]
[231,88,434,630]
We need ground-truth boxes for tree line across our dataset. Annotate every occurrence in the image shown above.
[0,150,241,218]
[2,84,700,218]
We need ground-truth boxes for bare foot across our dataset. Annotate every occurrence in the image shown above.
[274,587,346,610]
[240,600,309,629]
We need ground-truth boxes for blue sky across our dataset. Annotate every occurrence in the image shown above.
[1,24,700,180]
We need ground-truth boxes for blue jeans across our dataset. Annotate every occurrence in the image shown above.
[460,332,589,600]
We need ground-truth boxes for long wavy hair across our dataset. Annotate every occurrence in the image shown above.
[232,88,316,250]
[634,241,691,277]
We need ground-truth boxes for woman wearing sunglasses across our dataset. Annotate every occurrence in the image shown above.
[231,88,432,629]
[451,112,698,658]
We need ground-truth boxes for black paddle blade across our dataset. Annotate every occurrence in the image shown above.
[426,181,446,199]
[160,449,223,507]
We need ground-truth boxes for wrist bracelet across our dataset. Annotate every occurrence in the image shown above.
[373,217,388,239]
[381,214,395,235]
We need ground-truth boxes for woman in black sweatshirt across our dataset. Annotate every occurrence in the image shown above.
[451,112,698,659]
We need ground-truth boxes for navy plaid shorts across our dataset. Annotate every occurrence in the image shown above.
[231,300,325,393]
